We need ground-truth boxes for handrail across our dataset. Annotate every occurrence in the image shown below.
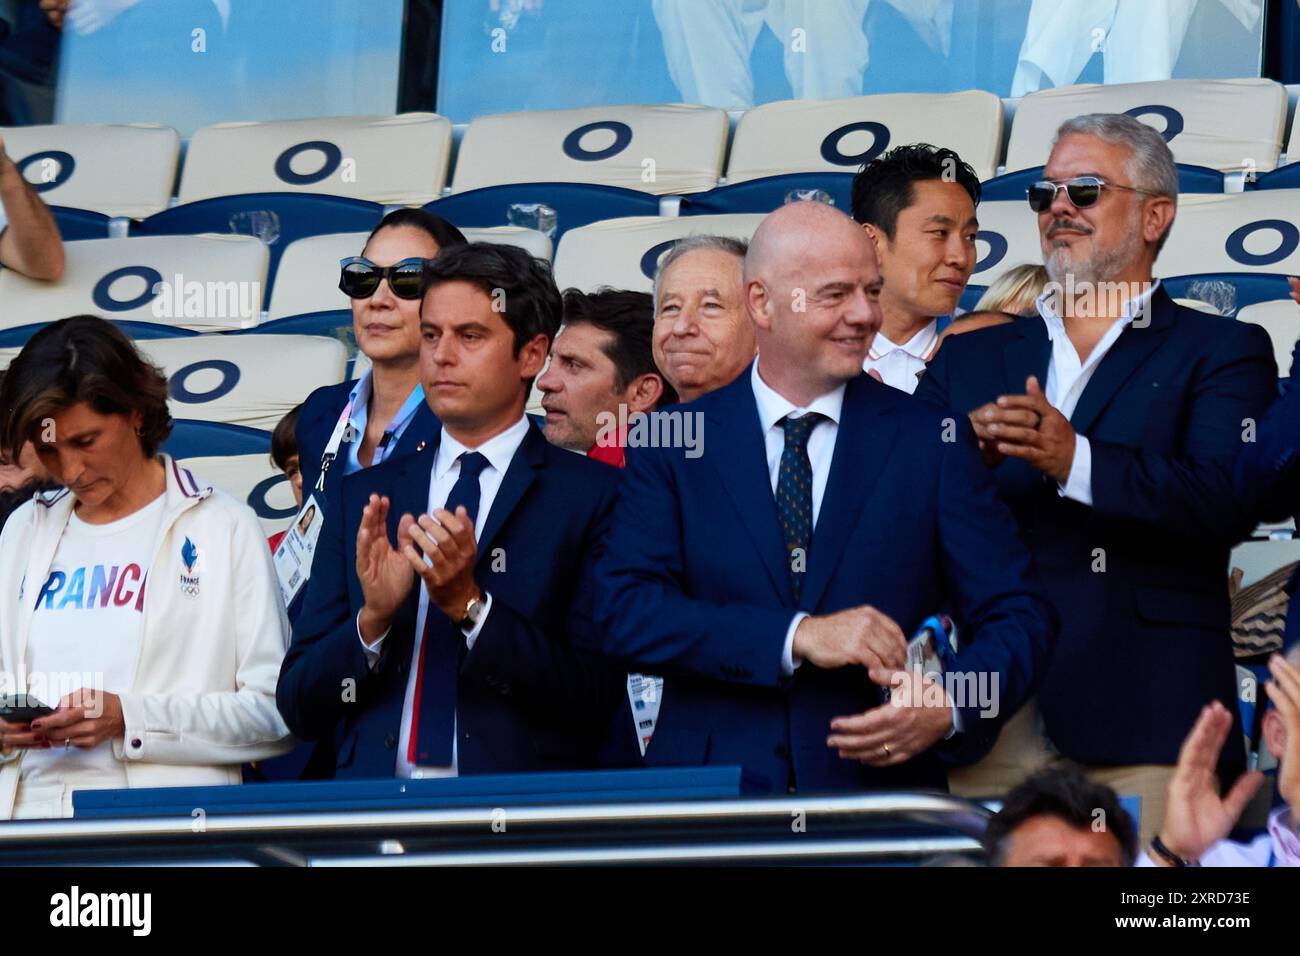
[0,792,990,844]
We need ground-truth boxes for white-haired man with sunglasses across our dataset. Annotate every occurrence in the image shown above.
[918,113,1277,843]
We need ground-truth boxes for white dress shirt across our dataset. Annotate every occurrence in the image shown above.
[1136,807,1300,867]
[751,360,845,677]
[1036,280,1160,507]
[358,414,531,778]
[864,319,940,395]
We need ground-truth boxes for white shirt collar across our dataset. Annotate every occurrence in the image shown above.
[1036,278,1162,339]
[750,359,846,433]
[868,318,939,361]
[434,415,531,482]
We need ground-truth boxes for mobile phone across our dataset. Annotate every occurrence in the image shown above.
[0,695,55,723]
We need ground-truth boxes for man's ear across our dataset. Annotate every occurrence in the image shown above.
[1144,196,1176,249]
[862,222,886,258]
[518,332,551,381]
[626,373,664,414]
[746,278,772,330]
[1263,709,1285,762]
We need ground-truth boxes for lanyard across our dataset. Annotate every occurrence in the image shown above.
[315,400,355,494]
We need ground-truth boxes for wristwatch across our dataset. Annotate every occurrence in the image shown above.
[456,594,486,631]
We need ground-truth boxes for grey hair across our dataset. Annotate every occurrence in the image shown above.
[652,234,748,312]
[1053,113,1179,254]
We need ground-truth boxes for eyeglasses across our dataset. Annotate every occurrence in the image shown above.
[338,256,427,300]
[1026,176,1162,213]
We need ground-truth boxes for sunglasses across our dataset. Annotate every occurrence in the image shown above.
[338,256,427,300]
[1026,176,1161,213]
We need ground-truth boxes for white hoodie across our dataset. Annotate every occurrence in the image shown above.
[0,456,292,819]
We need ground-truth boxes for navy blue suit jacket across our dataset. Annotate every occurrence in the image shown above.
[917,289,1277,772]
[594,366,1055,795]
[276,420,626,778]
[1236,338,1300,652]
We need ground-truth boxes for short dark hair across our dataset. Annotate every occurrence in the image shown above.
[983,763,1138,866]
[850,143,982,240]
[0,316,173,460]
[366,207,467,252]
[421,242,563,357]
[271,403,302,472]
[560,287,678,408]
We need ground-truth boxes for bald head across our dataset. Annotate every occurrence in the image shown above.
[745,201,877,291]
[744,202,884,406]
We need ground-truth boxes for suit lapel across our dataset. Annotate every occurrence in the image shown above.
[475,423,543,564]
[799,374,899,612]
[705,370,795,603]
[1005,316,1052,396]
[1068,289,1175,436]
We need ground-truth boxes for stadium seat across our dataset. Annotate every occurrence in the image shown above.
[0,235,269,333]
[177,453,299,537]
[425,183,661,243]
[965,201,1043,289]
[0,319,197,350]
[451,104,727,195]
[138,334,348,431]
[162,419,271,459]
[1161,273,1296,315]
[980,163,1224,201]
[1004,78,1289,175]
[131,193,385,303]
[179,113,452,205]
[1159,191,1300,278]
[267,227,552,320]
[725,90,1004,184]
[1237,301,1300,377]
[48,205,113,240]
[678,173,855,216]
[0,122,180,217]
[553,214,764,293]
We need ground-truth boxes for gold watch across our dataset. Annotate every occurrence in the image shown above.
[457,594,486,630]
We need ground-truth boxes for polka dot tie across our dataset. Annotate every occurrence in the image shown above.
[776,413,824,601]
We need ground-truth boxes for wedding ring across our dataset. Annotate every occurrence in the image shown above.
[881,743,891,757]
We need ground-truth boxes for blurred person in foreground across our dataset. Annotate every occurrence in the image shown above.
[0,316,291,818]
[1141,648,1300,867]
[984,762,1137,867]
[538,287,674,469]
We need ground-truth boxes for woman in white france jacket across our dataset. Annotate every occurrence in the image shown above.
[0,316,292,819]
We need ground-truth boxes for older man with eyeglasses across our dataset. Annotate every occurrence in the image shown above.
[917,113,1278,843]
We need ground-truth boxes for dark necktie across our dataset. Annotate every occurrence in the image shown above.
[776,414,824,602]
[408,451,489,767]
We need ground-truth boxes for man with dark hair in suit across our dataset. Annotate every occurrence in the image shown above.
[596,201,1053,795]
[278,242,624,778]
[916,113,1277,841]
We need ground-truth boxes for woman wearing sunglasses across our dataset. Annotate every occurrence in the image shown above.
[287,209,467,620]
